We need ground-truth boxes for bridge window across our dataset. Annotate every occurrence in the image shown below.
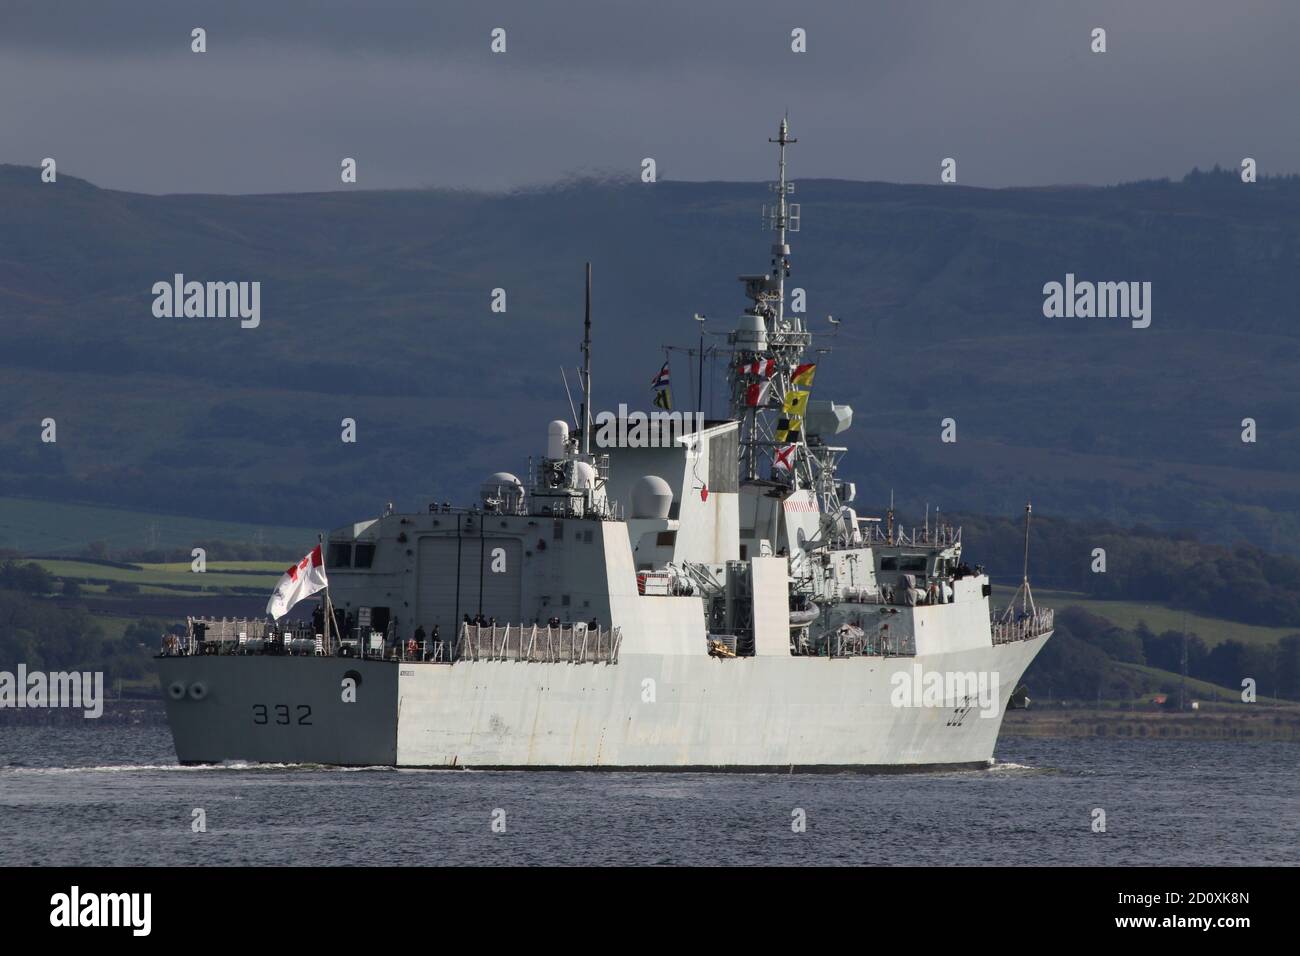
[327,542,352,568]
[880,555,927,574]
[353,543,376,568]
[656,531,677,547]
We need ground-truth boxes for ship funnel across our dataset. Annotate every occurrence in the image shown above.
[547,420,570,460]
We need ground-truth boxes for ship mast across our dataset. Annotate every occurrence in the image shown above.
[581,261,592,456]
[1000,500,1038,624]
[770,115,796,331]
[728,117,811,488]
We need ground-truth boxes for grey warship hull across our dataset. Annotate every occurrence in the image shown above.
[157,635,1048,770]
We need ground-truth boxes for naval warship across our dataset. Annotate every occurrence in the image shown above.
[157,120,1054,770]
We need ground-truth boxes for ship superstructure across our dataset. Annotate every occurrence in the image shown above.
[157,120,1053,771]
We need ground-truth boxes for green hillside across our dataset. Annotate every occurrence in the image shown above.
[3,165,1300,549]
[996,587,1292,650]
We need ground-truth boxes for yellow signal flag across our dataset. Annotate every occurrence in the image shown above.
[653,388,672,411]
[791,363,817,387]
[782,389,809,417]
[775,415,803,442]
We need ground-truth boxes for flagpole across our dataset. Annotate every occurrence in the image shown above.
[318,532,334,656]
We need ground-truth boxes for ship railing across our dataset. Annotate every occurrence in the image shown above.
[825,627,917,658]
[860,524,961,549]
[839,586,885,605]
[391,639,450,662]
[178,616,270,656]
[990,607,1054,645]
[453,623,622,664]
[160,617,325,657]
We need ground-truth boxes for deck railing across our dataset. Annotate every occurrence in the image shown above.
[161,618,623,664]
[991,607,1055,645]
[454,623,621,664]
[161,617,322,657]
[823,627,917,658]
[858,524,961,549]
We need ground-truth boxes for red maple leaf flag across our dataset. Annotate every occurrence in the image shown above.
[266,544,329,620]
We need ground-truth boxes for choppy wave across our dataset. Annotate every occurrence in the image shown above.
[987,760,1056,774]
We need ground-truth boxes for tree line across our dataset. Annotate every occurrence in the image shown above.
[1026,606,1300,703]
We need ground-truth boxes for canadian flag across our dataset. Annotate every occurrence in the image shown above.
[266,545,329,620]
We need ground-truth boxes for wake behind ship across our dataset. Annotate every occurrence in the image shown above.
[157,120,1053,771]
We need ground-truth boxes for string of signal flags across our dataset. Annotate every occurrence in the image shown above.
[649,354,817,444]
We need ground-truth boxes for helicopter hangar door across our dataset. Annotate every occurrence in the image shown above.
[474,538,522,624]
[415,537,461,633]
[417,535,522,630]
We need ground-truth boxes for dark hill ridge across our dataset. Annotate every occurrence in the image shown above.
[1,165,1298,550]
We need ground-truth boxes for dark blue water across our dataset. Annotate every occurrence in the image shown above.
[0,725,1295,866]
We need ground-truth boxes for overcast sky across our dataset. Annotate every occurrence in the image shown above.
[3,0,1297,194]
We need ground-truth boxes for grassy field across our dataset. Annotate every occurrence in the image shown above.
[1003,701,1300,739]
[993,586,1294,649]
[1111,662,1288,704]
[0,496,314,556]
[140,561,287,573]
[34,558,280,594]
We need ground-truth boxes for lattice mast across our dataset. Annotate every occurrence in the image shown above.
[728,117,815,489]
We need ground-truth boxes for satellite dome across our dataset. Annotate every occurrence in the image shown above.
[632,475,673,519]
[480,472,525,511]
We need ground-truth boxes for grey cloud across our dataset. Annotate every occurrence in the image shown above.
[1,0,1297,193]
